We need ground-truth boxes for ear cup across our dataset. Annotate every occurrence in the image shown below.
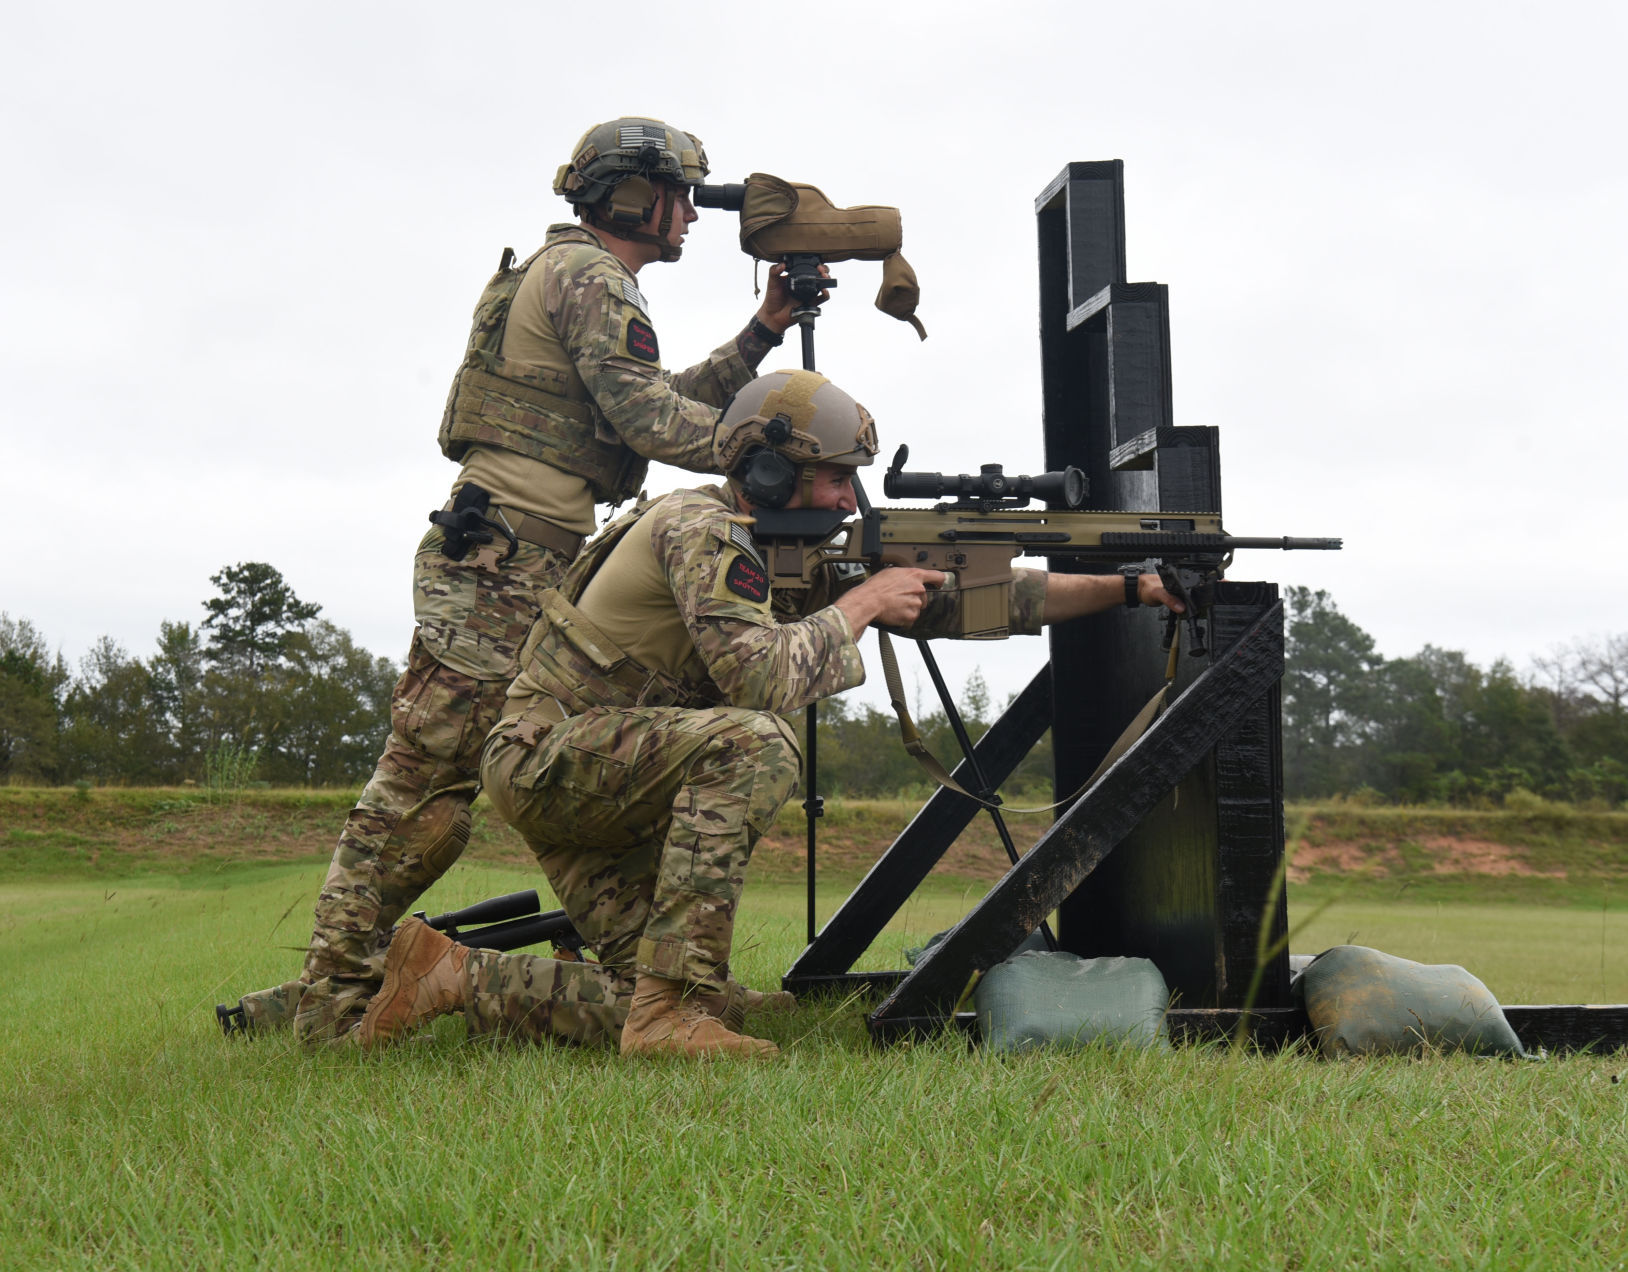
[739,447,798,508]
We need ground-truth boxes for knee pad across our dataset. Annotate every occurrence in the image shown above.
[419,801,473,880]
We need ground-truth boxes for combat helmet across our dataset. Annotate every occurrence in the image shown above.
[716,369,878,508]
[554,117,708,260]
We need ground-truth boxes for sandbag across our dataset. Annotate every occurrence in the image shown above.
[1294,945,1525,1058]
[975,951,1171,1054]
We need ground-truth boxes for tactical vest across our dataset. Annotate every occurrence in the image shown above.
[438,236,650,504]
[514,502,723,715]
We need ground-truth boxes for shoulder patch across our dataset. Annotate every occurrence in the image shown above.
[619,278,648,312]
[724,553,770,603]
[625,316,660,363]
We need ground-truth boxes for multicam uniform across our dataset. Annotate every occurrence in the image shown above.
[267,223,779,1041]
[452,483,1049,1047]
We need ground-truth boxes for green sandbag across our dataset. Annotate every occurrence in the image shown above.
[975,951,1172,1053]
[1295,945,1525,1058]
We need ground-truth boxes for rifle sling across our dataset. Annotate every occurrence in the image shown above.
[874,625,1181,816]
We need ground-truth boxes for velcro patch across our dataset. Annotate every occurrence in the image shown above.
[724,553,769,603]
[625,317,659,363]
[727,521,765,570]
[620,278,648,312]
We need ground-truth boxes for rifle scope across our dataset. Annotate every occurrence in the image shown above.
[883,445,1088,508]
[693,183,747,211]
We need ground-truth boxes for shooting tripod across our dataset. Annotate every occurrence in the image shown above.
[779,252,1054,950]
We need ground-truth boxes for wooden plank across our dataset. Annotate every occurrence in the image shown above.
[866,1005,1628,1053]
[1504,1005,1628,1054]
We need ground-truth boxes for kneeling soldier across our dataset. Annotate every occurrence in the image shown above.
[360,369,1181,1057]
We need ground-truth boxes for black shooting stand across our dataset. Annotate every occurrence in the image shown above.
[782,161,1628,1054]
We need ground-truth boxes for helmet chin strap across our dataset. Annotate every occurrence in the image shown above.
[589,184,683,262]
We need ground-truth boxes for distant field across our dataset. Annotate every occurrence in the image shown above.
[5,786,1627,897]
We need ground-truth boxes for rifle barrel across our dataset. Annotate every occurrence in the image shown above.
[448,910,585,954]
[422,889,541,933]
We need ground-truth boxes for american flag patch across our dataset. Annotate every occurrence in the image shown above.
[620,279,647,312]
[728,522,765,570]
[618,123,668,149]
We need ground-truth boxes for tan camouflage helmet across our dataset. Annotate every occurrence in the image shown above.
[554,117,708,219]
[717,370,878,507]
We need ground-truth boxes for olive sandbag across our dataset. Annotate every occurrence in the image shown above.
[1295,945,1525,1058]
[975,951,1172,1053]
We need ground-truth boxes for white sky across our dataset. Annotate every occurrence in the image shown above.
[3,1,1624,716]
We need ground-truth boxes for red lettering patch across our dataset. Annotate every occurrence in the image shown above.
[725,554,769,602]
[625,317,660,363]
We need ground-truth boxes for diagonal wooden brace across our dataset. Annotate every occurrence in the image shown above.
[868,599,1286,1041]
[782,665,1055,994]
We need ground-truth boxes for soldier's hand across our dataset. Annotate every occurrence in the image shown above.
[756,262,829,334]
[835,566,944,637]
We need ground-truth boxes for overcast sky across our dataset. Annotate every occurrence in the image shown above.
[3,1,1624,716]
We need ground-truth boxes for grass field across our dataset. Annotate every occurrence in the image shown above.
[4,832,1626,1270]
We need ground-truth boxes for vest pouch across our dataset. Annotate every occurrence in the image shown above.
[737,173,902,263]
[527,589,666,712]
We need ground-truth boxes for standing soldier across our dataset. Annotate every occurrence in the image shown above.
[223,117,804,1044]
[355,369,1183,1058]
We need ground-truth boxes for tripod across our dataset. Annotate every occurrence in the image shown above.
[785,254,1054,951]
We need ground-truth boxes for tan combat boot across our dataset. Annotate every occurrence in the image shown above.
[621,975,780,1059]
[357,916,470,1048]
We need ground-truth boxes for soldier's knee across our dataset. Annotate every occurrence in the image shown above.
[413,799,473,878]
[737,714,801,829]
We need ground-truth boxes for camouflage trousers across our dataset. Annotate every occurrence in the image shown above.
[461,947,629,1047]
[289,535,568,1042]
[480,703,801,1025]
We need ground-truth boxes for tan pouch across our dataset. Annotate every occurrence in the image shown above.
[875,251,926,340]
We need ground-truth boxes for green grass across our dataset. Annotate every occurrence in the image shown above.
[3,856,1626,1270]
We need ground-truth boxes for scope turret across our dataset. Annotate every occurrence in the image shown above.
[882,445,1088,508]
[693,183,747,211]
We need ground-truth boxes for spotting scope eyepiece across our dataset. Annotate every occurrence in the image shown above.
[693,183,747,211]
[882,445,1088,508]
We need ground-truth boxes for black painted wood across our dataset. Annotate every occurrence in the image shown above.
[868,602,1286,1032]
[867,1005,1628,1053]
[1503,1005,1628,1054]
[781,666,1054,992]
[1208,584,1290,1008]
[786,971,905,999]
[1034,161,1126,303]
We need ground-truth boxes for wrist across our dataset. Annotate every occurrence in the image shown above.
[750,315,787,344]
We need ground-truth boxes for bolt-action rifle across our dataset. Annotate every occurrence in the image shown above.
[749,445,1342,658]
[413,890,587,957]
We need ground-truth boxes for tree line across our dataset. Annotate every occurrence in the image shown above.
[1,564,398,787]
[1282,587,1627,806]
[4,570,1625,807]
